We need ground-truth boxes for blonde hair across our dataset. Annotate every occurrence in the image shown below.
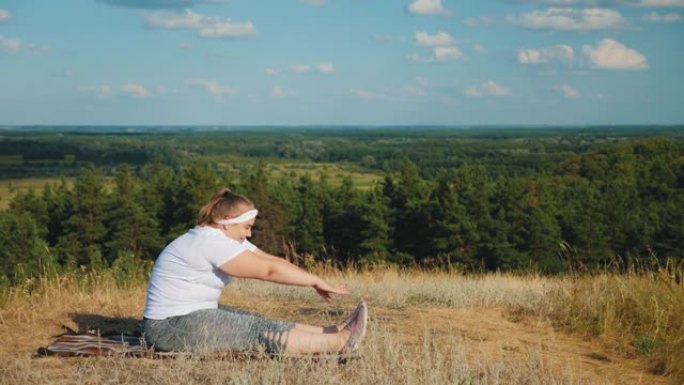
[197,188,254,226]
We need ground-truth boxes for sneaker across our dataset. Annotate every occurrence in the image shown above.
[341,300,367,354]
[339,301,364,332]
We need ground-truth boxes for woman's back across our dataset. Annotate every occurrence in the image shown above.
[143,226,256,320]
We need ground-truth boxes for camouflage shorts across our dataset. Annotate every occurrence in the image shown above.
[142,304,295,354]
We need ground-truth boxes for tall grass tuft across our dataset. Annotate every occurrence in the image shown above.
[543,264,684,383]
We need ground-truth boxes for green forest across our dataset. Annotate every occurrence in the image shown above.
[1,126,683,284]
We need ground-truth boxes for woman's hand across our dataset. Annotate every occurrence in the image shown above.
[313,280,350,303]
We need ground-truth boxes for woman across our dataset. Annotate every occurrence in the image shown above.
[142,188,367,355]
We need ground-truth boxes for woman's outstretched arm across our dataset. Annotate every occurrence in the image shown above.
[218,251,348,302]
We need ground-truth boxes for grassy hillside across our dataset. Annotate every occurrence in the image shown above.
[1,269,681,384]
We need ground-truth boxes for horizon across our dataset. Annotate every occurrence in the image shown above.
[3,123,684,135]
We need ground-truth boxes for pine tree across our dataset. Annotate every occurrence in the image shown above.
[357,188,392,265]
[56,165,107,267]
[247,160,289,255]
[427,171,478,268]
[140,160,177,241]
[322,176,361,262]
[169,161,219,237]
[385,159,430,263]
[42,180,71,247]
[0,211,41,281]
[9,188,48,239]
[289,175,325,256]
[472,176,532,271]
[104,164,164,263]
[556,176,612,268]
[453,164,494,269]
[525,177,563,272]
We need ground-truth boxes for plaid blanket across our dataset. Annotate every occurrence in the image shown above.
[37,334,151,357]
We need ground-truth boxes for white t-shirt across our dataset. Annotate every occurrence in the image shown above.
[143,226,258,320]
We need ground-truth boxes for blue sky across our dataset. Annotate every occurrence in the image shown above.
[0,0,682,126]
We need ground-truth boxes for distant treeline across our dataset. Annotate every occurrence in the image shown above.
[2,126,683,179]
[1,132,683,283]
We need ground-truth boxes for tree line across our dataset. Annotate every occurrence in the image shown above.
[1,136,682,284]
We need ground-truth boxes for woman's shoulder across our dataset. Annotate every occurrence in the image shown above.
[191,226,242,246]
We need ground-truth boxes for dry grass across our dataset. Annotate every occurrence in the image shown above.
[0,270,675,385]
[538,268,684,383]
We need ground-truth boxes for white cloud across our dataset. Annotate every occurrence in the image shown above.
[271,86,294,98]
[271,86,284,97]
[410,31,462,63]
[316,62,335,73]
[582,38,648,70]
[464,15,495,27]
[80,83,153,98]
[0,35,21,53]
[434,46,463,60]
[636,0,684,6]
[199,21,256,38]
[99,0,230,10]
[185,79,238,99]
[289,64,312,73]
[0,35,47,55]
[409,45,463,63]
[518,49,543,64]
[415,31,455,46]
[121,83,152,98]
[147,9,202,28]
[271,63,333,75]
[473,44,486,53]
[408,0,452,16]
[0,8,10,23]
[559,84,580,98]
[643,11,682,22]
[508,7,625,31]
[145,9,257,39]
[504,0,618,4]
[464,81,510,97]
[517,44,574,64]
[301,0,327,5]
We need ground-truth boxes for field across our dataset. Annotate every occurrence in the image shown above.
[0,160,381,210]
[1,269,681,385]
[211,158,384,190]
[0,178,73,210]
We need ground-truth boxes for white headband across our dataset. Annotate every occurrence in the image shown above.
[216,209,258,225]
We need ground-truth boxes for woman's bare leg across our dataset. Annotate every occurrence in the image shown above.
[266,301,367,355]
[292,323,341,334]
[291,302,363,334]
[264,328,349,354]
